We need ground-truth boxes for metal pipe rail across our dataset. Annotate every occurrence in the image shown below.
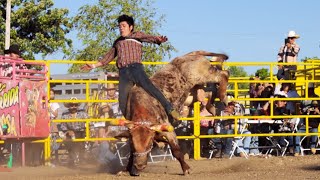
[3,59,320,164]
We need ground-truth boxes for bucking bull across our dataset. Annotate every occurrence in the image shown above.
[112,51,229,176]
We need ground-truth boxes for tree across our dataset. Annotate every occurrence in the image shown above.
[0,0,72,59]
[255,68,269,80]
[302,56,320,61]
[228,66,249,92]
[69,0,175,74]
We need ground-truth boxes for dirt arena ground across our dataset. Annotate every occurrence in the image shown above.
[1,155,320,180]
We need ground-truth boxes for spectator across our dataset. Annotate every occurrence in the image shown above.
[277,31,300,80]
[285,83,300,115]
[60,97,89,166]
[49,88,60,165]
[93,102,110,143]
[304,100,320,154]
[4,44,22,59]
[260,84,274,116]
[233,103,252,157]
[49,89,60,131]
[94,83,126,169]
[272,95,298,155]
[295,100,320,156]
[297,85,320,155]
[249,77,258,108]
[1,44,28,77]
[220,102,236,157]
[199,99,214,158]
[105,83,122,119]
[253,83,265,109]
[175,105,193,159]
[1,44,27,77]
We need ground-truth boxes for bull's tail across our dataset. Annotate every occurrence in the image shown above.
[184,50,229,62]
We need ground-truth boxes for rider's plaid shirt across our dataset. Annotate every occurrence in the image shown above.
[99,31,163,68]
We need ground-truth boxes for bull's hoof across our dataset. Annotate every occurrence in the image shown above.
[129,172,140,176]
[183,169,191,175]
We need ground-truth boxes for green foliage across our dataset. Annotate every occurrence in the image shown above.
[302,56,320,61]
[255,68,269,80]
[228,66,249,91]
[69,0,176,74]
[0,0,73,59]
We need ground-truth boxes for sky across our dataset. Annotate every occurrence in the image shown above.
[48,0,320,75]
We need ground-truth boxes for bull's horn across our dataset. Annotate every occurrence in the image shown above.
[110,119,131,126]
[150,124,174,132]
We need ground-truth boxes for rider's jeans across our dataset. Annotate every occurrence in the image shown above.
[118,63,173,117]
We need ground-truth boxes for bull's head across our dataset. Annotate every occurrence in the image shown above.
[171,51,229,102]
[110,119,173,173]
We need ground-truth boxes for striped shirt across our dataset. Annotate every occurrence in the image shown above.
[277,43,300,63]
[100,31,163,68]
[60,110,89,131]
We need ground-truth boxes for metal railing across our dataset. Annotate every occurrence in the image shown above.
[3,59,320,163]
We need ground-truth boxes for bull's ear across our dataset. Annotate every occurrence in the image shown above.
[150,124,174,132]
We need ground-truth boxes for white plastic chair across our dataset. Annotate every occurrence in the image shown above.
[299,124,320,156]
[229,118,249,159]
[281,118,300,156]
[114,141,130,166]
[149,144,175,163]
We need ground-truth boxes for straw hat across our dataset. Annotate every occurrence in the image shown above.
[312,100,318,106]
[287,30,300,39]
[64,97,81,108]
[99,102,110,109]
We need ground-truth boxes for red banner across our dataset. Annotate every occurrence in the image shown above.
[19,80,49,138]
[0,80,20,138]
[0,80,49,138]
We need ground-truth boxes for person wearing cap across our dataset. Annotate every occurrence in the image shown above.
[80,14,180,122]
[4,44,22,58]
[1,44,28,77]
[277,31,300,80]
[60,97,89,166]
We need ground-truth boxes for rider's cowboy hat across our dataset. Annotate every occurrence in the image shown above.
[287,31,300,39]
[64,97,81,108]
[4,44,22,56]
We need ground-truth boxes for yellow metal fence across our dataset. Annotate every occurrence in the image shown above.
[4,60,320,163]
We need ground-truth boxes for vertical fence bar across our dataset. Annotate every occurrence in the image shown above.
[45,138,50,165]
[86,81,90,100]
[270,64,273,80]
[305,116,309,134]
[86,81,91,135]
[46,61,51,165]
[234,82,238,99]
[86,121,90,139]
[270,99,274,117]
[234,117,238,135]
[193,102,201,160]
